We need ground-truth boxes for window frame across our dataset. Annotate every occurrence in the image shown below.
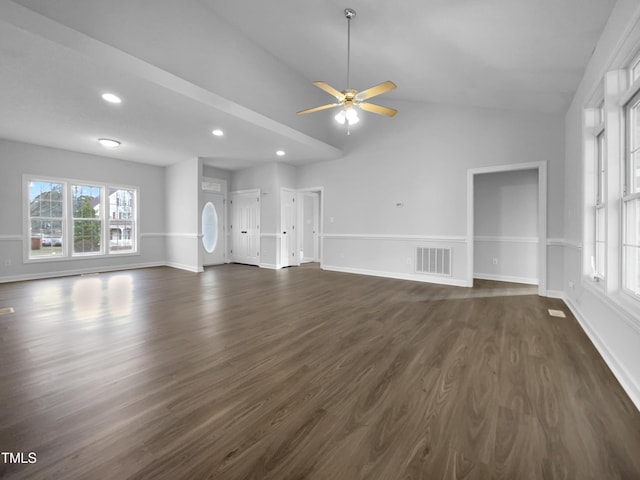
[583,91,607,288]
[621,78,640,303]
[25,176,67,261]
[71,182,105,257]
[23,175,140,263]
[594,113,606,280]
[107,186,138,255]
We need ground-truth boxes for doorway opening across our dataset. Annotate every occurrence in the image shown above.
[299,191,321,264]
[296,187,323,268]
[279,187,324,269]
[467,162,547,296]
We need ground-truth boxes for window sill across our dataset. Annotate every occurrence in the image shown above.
[582,277,640,333]
[583,274,606,293]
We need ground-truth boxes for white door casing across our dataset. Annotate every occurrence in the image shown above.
[300,192,319,263]
[280,188,298,267]
[466,161,547,295]
[297,186,324,267]
[231,190,260,266]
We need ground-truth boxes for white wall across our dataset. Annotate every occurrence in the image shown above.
[0,141,216,279]
[296,100,565,286]
[563,0,640,409]
[202,165,231,184]
[0,139,166,281]
[474,169,538,284]
[165,157,202,272]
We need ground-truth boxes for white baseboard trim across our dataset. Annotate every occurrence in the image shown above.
[582,280,640,334]
[165,262,203,273]
[259,263,282,270]
[473,273,538,285]
[564,296,640,413]
[322,264,468,287]
[545,289,565,299]
[0,261,166,283]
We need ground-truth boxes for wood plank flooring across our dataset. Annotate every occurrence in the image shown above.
[1,264,639,479]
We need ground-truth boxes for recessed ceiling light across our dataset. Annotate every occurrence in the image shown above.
[212,129,224,136]
[101,93,122,104]
[276,150,285,156]
[98,138,121,148]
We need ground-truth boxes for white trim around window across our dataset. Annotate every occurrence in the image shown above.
[23,175,140,263]
[581,62,640,321]
[623,88,640,301]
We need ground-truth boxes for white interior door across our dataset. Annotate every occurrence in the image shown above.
[281,188,298,267]
[202,192,225,266]
[300,192,319,263]
[231,191,260,265]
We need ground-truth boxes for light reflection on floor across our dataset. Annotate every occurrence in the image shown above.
[107,274,133,320]
[70,274,133,326]
[71,277,102,323]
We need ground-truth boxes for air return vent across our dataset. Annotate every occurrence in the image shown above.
[416,247,451,276]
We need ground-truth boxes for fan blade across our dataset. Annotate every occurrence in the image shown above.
[312,81,345,101]
[297,103,341,115]
[356,81,397,101]
[359,103,398,117]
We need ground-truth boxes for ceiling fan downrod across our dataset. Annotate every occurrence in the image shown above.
[345,8,356,90]
[295,6,397,128]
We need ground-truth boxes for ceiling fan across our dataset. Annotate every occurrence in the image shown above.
[297,8,397,132]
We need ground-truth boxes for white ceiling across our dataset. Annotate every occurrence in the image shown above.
[0,0,616,170]
[206,0,615,113]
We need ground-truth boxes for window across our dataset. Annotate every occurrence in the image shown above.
[594,101,606,279]
[624,90,640,296]
[25,176,138,260]
[631,55,640,84]
[28,180,64,258]
[625,197,640,295]
[108,188,136,253]
[72,184,103,255]
[582,46,640,317]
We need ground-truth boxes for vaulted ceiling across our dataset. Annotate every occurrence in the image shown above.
[0,0,616,170]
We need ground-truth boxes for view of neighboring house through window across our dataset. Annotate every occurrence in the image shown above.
[29,180,64,257]
[625,91,640,296]
[109,188,136,253]
[26,176,138,260]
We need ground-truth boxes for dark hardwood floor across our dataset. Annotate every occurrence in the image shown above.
[1,264,639,479]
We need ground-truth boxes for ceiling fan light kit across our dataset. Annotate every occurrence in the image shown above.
[297,7,397,134]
